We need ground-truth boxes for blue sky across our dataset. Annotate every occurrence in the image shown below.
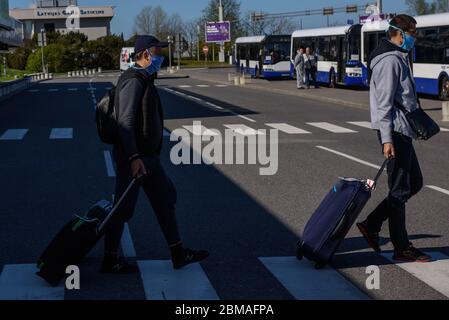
[9,0,409,38]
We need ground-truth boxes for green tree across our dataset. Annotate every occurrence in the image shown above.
[202,0,243,40]
[406,0,449,14]
[6,47,31,70]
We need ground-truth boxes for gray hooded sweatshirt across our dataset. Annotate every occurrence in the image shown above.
[369,38,418,144]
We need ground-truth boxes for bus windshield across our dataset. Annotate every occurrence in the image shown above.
[347,25,361,62]
[264,36,291,63]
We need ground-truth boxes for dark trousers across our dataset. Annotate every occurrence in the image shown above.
[104,148,181,254]
[305,68,318,88]
[366,132,423,251]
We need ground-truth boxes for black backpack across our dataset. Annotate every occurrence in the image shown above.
[95,71,147,144]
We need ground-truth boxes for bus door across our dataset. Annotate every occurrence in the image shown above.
[337,36,346,83]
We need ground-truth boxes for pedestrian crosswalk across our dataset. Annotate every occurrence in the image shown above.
[1,121,448,143]
[2,251,449,300]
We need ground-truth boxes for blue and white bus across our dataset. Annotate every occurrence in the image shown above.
[361,12,449,100]
[290,24,363,87]
[235,35,292,78]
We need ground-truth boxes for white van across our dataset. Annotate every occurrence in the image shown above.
[120,47,135,71]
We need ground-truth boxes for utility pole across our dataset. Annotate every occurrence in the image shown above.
[218,0,225,63]
[197,25,200,62]
[167,35,173,72]
[38,29,47,74]
[3,55,6,78]
[377,0,383,13]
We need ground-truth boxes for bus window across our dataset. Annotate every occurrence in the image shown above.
[415,27,439,63]
[317,36,330,61]
[348,27,361,61]
[329,36,338,61]
[441,27,449,64]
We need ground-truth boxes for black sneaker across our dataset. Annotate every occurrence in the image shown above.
[393,245,432,263]
[172,248,209,270]
[100,256,139,274]
[356,221,381,252]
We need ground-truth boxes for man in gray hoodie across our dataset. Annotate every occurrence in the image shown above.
[356,15,431,262]
[294,47,305,89]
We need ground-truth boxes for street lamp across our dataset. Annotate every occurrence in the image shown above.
[167,35,174,72]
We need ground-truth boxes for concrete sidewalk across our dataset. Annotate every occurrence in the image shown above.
[177,67,447,124]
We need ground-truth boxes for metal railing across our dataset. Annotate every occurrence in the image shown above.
[0,76,33,99]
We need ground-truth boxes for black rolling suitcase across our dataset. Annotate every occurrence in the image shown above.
[296,160,388,269]
[36,179,138,286]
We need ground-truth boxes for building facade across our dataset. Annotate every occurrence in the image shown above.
[0,0,23,50]
[10,0,114,41]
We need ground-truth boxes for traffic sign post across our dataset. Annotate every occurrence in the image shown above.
[38,30,47,74]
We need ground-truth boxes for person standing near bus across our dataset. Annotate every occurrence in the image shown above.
[304,47,318,89]
[356,14,431,262]
[294,48,305,89]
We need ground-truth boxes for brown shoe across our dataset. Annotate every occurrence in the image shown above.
[357,221,381,253]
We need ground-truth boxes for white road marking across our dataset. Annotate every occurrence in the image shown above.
[121,223,137,258]
[259,257,367,300]
[426,185,449,196]
[347,121,373,129]
[215,84,228,87]
[318,146,448,195]
[28,89,39,93]
[0,129,29,141]
[440,127,449,132]
[266,123,311,134]
[316,145,381,170]
[0,264,64,300]
[382,252,449,298]
[224,124,265,136]
[103,150,116,177]
[197,85,210,88]
[236,114,256,123]
[137,260,219,300]
[49,128,73,140]
[183,124,219,136]
[178,85,192,88]
[48,89,59,92]
[67,88,78,91]
[307,122,357,133]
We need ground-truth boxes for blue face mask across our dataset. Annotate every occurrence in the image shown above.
[146,53,164,75]
[389,24,416,52]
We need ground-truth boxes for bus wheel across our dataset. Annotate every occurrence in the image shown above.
[329,70,336,88]
[440,75,449,101]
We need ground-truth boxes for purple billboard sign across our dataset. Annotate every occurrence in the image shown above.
[205,21,231,43]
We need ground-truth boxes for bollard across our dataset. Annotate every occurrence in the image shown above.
[50,73,53,79]
[45,73,49,79]
[443,101,449,122]
[98,67,102,73]
[234,76,240,86]
[68,72,71,77]
[240,75,246,85]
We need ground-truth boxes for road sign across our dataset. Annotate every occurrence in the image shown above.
[38,31,47,47]
[203,46,209,54]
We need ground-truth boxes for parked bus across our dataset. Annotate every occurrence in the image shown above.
[361,12,449,100]
[290,25,363,87]
[120,47,135,71]
[235,35,292,78]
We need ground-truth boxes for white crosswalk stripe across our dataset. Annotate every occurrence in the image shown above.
[67,88,78,92]
[0,129,29,141]
[28,89,39,93]
[197,85,210,88]
[224,124,265,136]
[215,84,228,87]
[347,121,372,129]
[382,252,449,298]
[440,127,449,132]
[266,123,311,134]
[178,85,192,88]
[307,122,357,133]
[49,128,73,140]
[183,124,219,136]
[48,89,59,92]
[0,264,64,300]
[259,257,368,300]
[137,260,219,300]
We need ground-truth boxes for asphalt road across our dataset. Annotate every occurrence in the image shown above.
[0,70,448,300]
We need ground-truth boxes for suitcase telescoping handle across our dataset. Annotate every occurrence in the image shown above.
[98,176,142,232]
[371,159,389,190]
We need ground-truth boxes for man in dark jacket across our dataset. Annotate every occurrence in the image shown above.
[356,15,430,262]
[101,35,209,273]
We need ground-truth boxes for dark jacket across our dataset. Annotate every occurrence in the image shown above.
[115,66,164,159]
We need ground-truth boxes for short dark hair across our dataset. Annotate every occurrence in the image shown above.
[387,14,417,39]
[134,50,146,61]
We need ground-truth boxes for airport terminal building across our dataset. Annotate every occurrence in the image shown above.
[9,0,114,41]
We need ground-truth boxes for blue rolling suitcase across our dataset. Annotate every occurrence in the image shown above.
[296,160,388,269]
